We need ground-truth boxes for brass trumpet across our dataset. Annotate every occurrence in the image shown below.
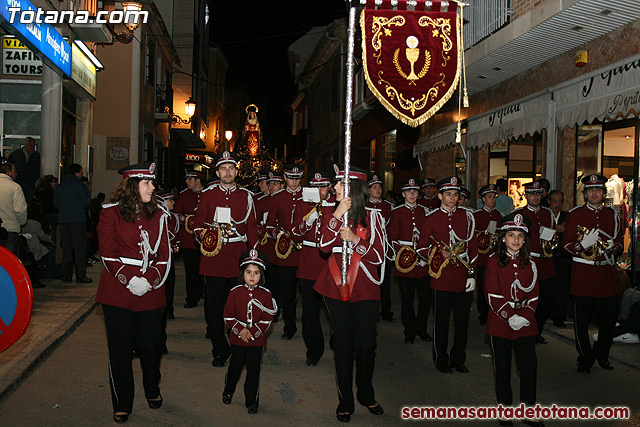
[542,233,559,257]
[436,240,476,278]
[577,226,611,255]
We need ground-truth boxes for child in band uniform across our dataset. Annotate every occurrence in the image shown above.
[222,249,277,414]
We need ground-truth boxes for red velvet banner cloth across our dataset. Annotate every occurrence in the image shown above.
[361,1,461,127]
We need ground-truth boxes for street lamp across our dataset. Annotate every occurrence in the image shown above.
[225,130,233,141]
[112,1,143,44]
[167,97,196,125]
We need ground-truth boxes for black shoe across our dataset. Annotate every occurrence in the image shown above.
[306,358,318,366]
[451,364,470,373]
[76,277,93,283]
[113,413,128,423]
[535,335,547,344]
[522,419,545,427]
[247,405,258,414]
[167,313,175,320]
[381,312,395,322]
[498,419,513,426]
[366,402,384,415]
[553,320,566,328]
[418,332,433,342]
[597,358,614,370]
[147,395,163,409]
[183,302,197,308]
[404,336,415,344]
[61,276,72,282]
[212,356,227,367]
[336,412,351,422]
[161,344,168,355]
[576,360,591,374]
[436,365,453,374]
[205,332,210,339]
[281,332,295,340]
[222,393,232,404]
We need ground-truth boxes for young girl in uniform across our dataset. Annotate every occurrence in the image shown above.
[484,212,543,427]
[222,248,277,414]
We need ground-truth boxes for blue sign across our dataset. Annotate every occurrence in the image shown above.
[0,0,72,77]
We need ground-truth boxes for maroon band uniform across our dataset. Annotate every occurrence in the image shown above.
[473,206,503,324]
[563,200,622,371]
[389,202,431,340]
[174,187,203,307]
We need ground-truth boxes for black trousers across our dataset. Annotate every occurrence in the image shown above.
[398,275,431,338]
[224,345,263,407]
[60,222,87,279]
[551,255,571,321]
[379,261,394,316]
[204,276,234,359]
[432,289,472,368]
[325,297,379,413]
[299,278,324,361]
[614,302,640,337]
[279,266,298,336]
[161,262,176,346]
[181,248,203,305]
[534,278,556,335]
[266,262,280,318]
[573,295,618,364]
[102,304,164,414]
[490,335,537,406]
[476,266,488,323]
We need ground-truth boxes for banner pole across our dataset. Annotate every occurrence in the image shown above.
[341,2,357,289]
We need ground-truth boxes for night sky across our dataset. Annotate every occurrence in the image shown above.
[211,1,348,139]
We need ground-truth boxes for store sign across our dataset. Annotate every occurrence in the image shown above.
[71,43,96,98]
[2,36,41,75]
[185,153,213,165]
[555,55,640,127]
[467,94,550,149]
[0,0,72,77]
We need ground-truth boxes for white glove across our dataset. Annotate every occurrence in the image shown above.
[508,314,530,331]
[465,278,476,293]
[127,276,152,296]
[305,210,319,226]
[580,228,599,249]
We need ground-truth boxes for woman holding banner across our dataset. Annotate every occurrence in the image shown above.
[313,164,386,423]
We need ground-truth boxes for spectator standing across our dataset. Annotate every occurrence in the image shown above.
[8,137,40,202]
[33,175,59,235]
[495,178,515,216]
[53,163,92,283]
[0,161,27,255]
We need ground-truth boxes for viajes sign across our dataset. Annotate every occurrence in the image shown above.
[2,35,41,75]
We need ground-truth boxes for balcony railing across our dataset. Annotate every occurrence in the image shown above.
[463,0,511,50]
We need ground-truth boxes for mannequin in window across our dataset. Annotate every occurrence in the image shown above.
[606,174,623,206]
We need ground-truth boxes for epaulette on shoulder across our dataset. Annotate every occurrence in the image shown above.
[201,183,218,193]
[238,187,253,194]
[541,206,553,213]
[391,204,404,211]
[272,188,285,196]
[321,199,335,207]
[179,188,189,194]
[384,200,394,207]
[568,204,582,212]
[229,284,243,292]
[102,202,119,209]
[257,192,270,201]
[425,207,439,217]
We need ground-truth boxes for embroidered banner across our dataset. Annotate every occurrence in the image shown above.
[361,1,461,127]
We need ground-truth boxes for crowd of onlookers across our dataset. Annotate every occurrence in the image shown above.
[0,137,103,288]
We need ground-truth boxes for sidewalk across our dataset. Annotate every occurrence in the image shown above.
[0,264,102,402]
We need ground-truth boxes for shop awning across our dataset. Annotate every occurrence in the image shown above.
[554,54,640,128]
[171,128,205,149]
[413,123,458,156]
[467,93,550,149]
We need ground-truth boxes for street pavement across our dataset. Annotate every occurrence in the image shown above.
[1,261,639,426]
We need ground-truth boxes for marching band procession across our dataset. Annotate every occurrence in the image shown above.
[90,149,629,426]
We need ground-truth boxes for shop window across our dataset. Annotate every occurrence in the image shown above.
[382,130,396,193]
[3,110,41,136]
[489,139,508,183]
[0,83,41,104]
